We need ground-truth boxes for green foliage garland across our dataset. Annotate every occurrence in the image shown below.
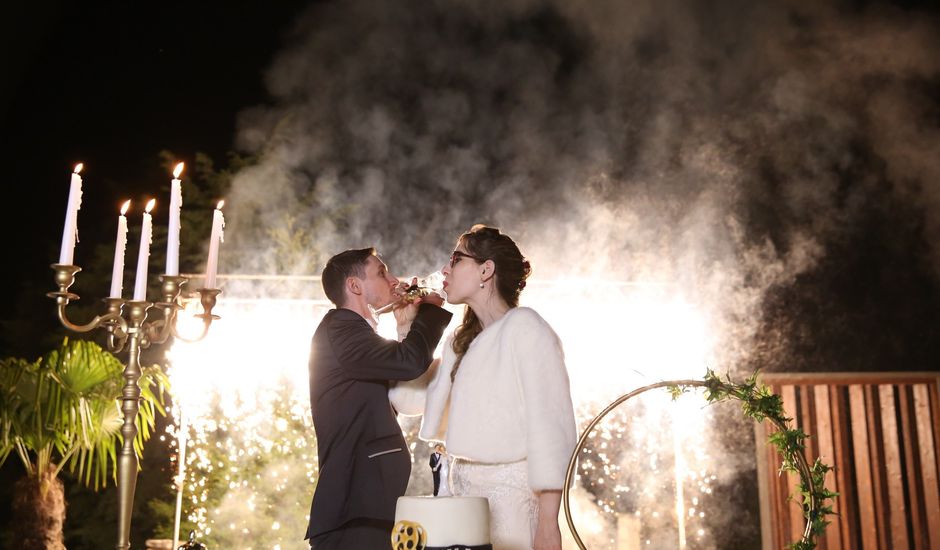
[669,370,838,550]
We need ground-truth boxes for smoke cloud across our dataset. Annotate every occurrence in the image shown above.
[224,0,939,373]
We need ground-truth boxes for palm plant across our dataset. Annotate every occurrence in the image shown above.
[0,337,168,549]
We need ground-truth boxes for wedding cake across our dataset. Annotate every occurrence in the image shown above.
[392,496,492,550]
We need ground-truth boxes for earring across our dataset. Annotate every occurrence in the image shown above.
[479,282,485,289]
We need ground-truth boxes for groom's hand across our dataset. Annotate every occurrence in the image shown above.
[417,291,444,307]
[393,278,420,329]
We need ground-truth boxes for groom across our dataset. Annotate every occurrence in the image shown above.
[305,248,452,549]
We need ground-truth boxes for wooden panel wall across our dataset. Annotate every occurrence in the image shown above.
[757,373,940,550]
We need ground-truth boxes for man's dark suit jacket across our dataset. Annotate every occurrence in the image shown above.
[305,304,452,541]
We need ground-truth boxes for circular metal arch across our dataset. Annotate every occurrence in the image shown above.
[562,379,707,548]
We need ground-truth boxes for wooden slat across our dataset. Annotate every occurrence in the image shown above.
[898,385,925,550]
[865,385,889,549]
[767,420,787,550]
[754,419,774,550]
[814,384,842,549]
[914,384,940,550]
[927,382,940,550]
[766,385,784,549]
[849,385,878,549]
[802,386,818,462]
[831,386,857,549]
[878,384,910,549]
[781,384,805,543]
[801,386,827,550]
[931,379,940,501]
[776,388,794,549]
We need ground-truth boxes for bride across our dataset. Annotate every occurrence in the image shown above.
[393,225,577,550]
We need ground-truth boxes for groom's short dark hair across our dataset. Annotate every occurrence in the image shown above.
[322,248,376,307]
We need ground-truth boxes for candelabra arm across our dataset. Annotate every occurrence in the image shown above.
[144,274,190,346]
[56,303,126,333]
[145,313,175,346]
[48,265,129,336]
[107,332,127,353]
[171,287,221,343]
[170,319,212,343]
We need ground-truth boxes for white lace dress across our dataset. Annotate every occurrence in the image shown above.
[445,458,539,550]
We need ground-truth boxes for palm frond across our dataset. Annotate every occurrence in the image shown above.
[1,338,168,490]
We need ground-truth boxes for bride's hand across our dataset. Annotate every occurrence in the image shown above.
[533,518,562,550]
[534,490,563,550]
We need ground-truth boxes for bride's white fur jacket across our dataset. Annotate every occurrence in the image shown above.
[390,306,577,491]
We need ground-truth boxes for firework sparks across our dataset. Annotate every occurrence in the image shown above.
[167,277,722,548]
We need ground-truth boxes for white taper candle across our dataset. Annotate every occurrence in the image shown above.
[133,199,156,301]
[110,201,130,298]
[166,162,184,276]
[205,201,225,289]
[58,164,84,264]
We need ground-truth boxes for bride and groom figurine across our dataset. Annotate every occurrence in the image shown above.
[305,226,577,550]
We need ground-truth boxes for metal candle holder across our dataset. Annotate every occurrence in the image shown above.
[48,264,220,550]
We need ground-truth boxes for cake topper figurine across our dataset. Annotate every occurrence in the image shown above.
[430,444,449,496]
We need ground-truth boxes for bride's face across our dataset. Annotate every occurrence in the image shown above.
[440,243,485,305]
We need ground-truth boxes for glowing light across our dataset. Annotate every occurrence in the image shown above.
[120,200,130,215]
[168,277,720,547]
[145,198,156,213]
[73,163,83,174]
[174,162,185,178]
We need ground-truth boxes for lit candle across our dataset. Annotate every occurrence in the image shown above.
[110,200,131,298]
[58,163,84,265]
[205,200,225,289]
[166,162,184,276]
[133,199,156,301]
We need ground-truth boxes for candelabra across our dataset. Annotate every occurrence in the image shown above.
[48,264,220,550]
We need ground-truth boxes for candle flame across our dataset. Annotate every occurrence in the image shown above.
[145,199,156,213]
[120,200,131,215]
[217,200,225,210]
[73,163,84,174]
[173,162,185,179]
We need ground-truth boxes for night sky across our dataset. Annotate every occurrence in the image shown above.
[1,1,311,350]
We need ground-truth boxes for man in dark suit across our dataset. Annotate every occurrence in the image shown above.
[305,248,452,549]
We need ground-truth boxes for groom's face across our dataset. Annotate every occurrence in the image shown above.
[359,255,399,308]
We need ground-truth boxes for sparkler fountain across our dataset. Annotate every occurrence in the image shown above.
[166,274,735,549]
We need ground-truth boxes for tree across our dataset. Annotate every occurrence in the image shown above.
[0,338,168,549]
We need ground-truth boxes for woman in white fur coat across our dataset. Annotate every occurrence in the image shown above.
[392,225,577,550]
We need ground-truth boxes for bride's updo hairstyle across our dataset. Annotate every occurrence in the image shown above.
[451,225,532,381]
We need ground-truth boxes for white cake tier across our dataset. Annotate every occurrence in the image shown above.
[394,496,491,547]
